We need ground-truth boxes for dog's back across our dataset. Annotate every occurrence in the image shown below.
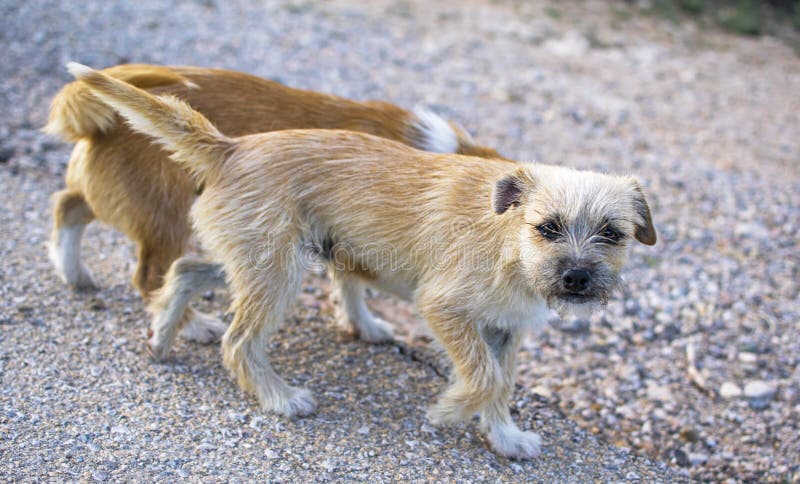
[45,64,504,298]
[47,64,496,154]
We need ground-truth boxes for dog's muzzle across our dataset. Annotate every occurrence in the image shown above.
[556,268,599,304]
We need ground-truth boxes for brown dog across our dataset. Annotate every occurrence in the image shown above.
[43,65,500,290]
[71,63,656,459]
[44,64,501,343]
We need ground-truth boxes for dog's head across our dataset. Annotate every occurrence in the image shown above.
[493,164,656,314]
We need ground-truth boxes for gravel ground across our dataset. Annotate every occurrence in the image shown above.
[1,0,798,481]
[0,173,678,481]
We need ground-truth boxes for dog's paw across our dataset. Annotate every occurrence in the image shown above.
[269,387,316,418]
[49,234,98,290]
[486,423,542,459]
[356,316,395,343]
[334,309,395,344]
[72,265,99,290]
[426,399,470,426]
[180,310,227,344]
[146,327,169,361]
[50,252,98,290]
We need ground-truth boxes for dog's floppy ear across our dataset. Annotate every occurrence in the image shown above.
[493,167,534,214]
[630,180,657,245]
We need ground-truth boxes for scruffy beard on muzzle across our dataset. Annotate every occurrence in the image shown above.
[547,295,605,320]
[543,271,623,320]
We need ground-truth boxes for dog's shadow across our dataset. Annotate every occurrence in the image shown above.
[146,293,640,479]
[158,313,554,468]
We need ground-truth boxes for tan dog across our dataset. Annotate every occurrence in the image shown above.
[44,64,501,341]
[70,63,656,459]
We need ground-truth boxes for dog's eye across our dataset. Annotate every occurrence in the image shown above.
[537,222,562,241]
[597,226,622,244]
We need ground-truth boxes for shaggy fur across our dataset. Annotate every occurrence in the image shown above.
[69,62,656,459]
[43,63,501,298]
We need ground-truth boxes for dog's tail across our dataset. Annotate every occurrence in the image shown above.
[65,62,232,185]
[43,64,197,142]
[409,108,506,160]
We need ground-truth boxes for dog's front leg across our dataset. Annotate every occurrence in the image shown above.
[418,302,504,425]
[479,326,542,459]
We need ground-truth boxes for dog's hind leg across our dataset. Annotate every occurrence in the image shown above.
[49,189,97,290]
[132,242,179,299]
[147,256,228,360]
[329,268,394,343]
[222,234,315,417]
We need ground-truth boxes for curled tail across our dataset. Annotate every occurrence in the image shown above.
[66,62,232,184]
[43,64,196,142]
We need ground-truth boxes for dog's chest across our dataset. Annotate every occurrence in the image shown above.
[479,293,550,333]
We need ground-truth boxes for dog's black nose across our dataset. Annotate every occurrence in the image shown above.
[562,269,591,292]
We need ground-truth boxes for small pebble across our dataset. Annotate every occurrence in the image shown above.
[689,453,709,466]
[719,382,742,399]
[743,381,776,400]
[646,382,673,402]
[679,427,700,443]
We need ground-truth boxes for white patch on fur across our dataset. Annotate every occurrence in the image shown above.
[412,108,459,153]
[486,422,542,459]
[552,299,601,321]
[66,62,93,79]
[479,295,550,334]
[49,225,96,289]
[272,387,316,417]
[148,307,180,361]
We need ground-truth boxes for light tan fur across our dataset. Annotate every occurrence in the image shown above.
[70,63,656,459]
[44,63,502,300]
[146,257,228,359]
